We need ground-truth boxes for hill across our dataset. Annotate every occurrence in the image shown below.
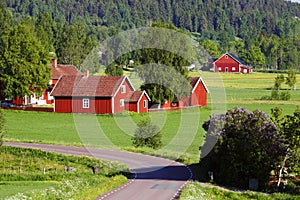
[1,0,300,71]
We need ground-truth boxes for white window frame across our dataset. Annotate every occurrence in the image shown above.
[232,67,236,71]
[83,98,89,108]
[218,67,222,71]
[120,99,124,107]
[225,55,228,59]
[143,100,147,108]
[121,85,126,93]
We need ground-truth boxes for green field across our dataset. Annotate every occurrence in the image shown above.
[3,72,300,162]
[0,146,128,199]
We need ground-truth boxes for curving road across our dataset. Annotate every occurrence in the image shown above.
[4,142,192,200]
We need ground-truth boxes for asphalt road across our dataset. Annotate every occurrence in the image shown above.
[5,142,192,200]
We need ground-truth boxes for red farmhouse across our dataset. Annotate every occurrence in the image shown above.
[12,59,80,105]
[213,53,252,73]
[50,74,150,114]
[162,77,209,109]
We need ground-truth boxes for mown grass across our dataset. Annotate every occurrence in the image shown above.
[180,182,300,200]
[0,146,128,199]
[3,72,300,164]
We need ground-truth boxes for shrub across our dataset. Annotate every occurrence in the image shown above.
[202,107,287,190]
[132,119,162,149]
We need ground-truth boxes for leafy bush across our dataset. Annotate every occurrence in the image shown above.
[132,119,162,149]
[202,107,287,190]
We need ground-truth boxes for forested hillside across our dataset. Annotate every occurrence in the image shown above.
[1,0,300,72]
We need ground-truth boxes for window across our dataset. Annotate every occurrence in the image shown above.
[225,55,228,59]
[143,100,147,108]
[232,67,236,71]
[83,98,89,108]
[121,85,126,93]
[120,99,124,107]
[171,102,178,107]
[218,67,222,71]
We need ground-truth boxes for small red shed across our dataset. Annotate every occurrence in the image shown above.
[161,77,209,109]
[213,53,252,73]
[50,74,150,114]
[125,91,151,113]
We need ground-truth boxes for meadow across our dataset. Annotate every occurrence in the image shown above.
[0,146,128,199]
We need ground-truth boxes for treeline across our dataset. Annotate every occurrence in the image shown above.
[1,0,300,70]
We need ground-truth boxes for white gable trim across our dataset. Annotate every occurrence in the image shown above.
[49,75,63,96]
[191,77,209,94]
[136,90,151,113]
[112,76,135,98]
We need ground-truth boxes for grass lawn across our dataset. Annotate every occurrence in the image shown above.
[3,72,300,163]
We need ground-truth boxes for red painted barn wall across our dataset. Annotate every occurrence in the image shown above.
[190,81,207,107]
[138,95,149,113]
[128,102,138,112]
[55,97,113,114]
[214,55,240,73]
[113,79,134,113]
[95,97,112,114]
[54,97,72,113]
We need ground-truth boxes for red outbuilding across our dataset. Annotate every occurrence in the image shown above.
[213,53,252,73]
[50,74,150,114]
[161,77,209,109]
[125,90,151,113]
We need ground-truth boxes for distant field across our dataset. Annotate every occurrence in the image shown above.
[3,72,300,163]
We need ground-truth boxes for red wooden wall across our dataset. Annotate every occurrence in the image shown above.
[113,80,134,113]
[190,81,207,107]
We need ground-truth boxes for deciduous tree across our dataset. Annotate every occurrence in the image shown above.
[0,22,51,98]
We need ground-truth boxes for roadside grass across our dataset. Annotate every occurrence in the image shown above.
[0,181,58,198]
[179,181,300,200]
[0,146,129,199]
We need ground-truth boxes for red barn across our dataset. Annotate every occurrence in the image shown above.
[213,53,252,73]
[161,77,209,109]
[50,74,150,114]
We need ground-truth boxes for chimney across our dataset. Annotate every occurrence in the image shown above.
[84,69,89,77]
[51,58,57,68]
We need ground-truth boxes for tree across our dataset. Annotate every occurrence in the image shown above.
[0,22,52,98]
[274,74,285,90]
[286,68,297,90]
[202,107,286,189]
[200,40,220,58]
[271,107,300,184]
[105,64,123,76]
[132,119,162,149]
